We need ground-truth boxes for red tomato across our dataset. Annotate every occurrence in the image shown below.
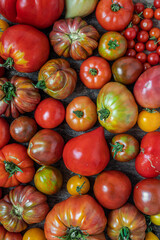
[132,14,141,25]
[79,56,111,89]
[146,40,157,51]
[135,42,145,52]
[154,8,160,20]
[126,49,136,57]
[124,27,137,40]
[127,39,135,48]
[148,53,159,65]
[133,179,160,215]
[140,19,153,31]
[154,0,160,8]
[137,30,149,43]
[0,57,4,77]
[132,24,139,34]
[156,46,160,55]
[0,117,10,149]
[143,8,154,19]
[93,170,132,209]
[35,98,65,129]
[0,225,22,240]
[144,62,151,71]
[136,52,147,63]
[149,28,160,39]
[134,3,145,13]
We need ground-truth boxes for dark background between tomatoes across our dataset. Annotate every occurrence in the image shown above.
[0,0,160,238]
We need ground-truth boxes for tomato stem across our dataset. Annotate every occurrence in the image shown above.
[144,108,157,113]
[98,108,110,121]
[11,205,23,218]
[0,57,14,69]
[76,181,86,195]
[145,215,152,233]
[89,68,98,76]
[73,110,84,118]
[35,80,46,90]
[4,161,23,177]
[2,81,16,103]
[57,226,89,240]
[108,40,120,50]
[111,2,123,12]
[110,142,124,158]
[119,227,131,240]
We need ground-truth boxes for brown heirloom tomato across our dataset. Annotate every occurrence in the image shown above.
[0,185,49,232]
[34,166,63,195]
[10,116,37,143]
[107,203,147,240]
[0,225,22,240]
[110,134,139,162]
[98,32,127,61]
[66,96,97,131]
[49,17,100,60]
[28,129,64,165]
[67,175,90,196]
[0,117,10,149]
[44,195,107,240]
[97,82,138,133]
[37,59,77,99]
[0,76,41,118]
[0,143,35,188]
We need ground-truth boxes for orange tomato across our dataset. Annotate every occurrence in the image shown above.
[23,228,46,240]
[151,213,160,226]
[0,19,9,38]
[145,232,159,240]
[137,109,160,132]
[67,175,90,196]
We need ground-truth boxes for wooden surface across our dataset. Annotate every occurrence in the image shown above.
[1,0,160,238]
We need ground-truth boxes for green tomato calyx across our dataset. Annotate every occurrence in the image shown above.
[76,181,86,195]
[11,205,23,218]
[73,110,84,118]
[119,227,131,240]
[144,108,156,113]
[57,226,89,240]
[98,108,110,121]
[2,81,16,103]
[110,142,124,158]
[0,57,14,69]
[111,1,123,12]
[35,80,46,90]
[108,40,120,50]
[4,161,23,177]
[89,68,98,76]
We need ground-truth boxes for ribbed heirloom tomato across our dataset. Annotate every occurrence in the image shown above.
[0,225,22,240]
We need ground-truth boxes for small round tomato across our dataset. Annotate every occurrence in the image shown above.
[140,19,153,31]
[137,30,149,43]
[134,3,145,13]
[127,39,135,49]
[154,0,160,8]
[144,62,151,71]
[66,96,97,132]
[148,53,159,65]
[79,56,111,89]
[94,170,132,209]
[0,19,9,38]
[135,42,145,52]
[0,117,10,149]
[136,52,147,63]
[34,166,63,195]
[149,28,160,39]
[23,228,46,240]
[145,232,159,240]
[34,98,65,129]
[126,49,136,57]
[156,46,160,55]
[132,24,139,34]
[67,175,90,196]
[132,14,141,25]
[146,40,157,51]
[137,109,160,132]
[154,8,160,20]
[150,213,160,226]
[110,134,139,162]
[143,8,154,19]
[124,27,137,40]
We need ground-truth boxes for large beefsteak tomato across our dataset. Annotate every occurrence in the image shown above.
[0,225,22,240]
[44,195,107,240]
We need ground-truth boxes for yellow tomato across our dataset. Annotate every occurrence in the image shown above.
[23,228,46,240]
[67,175,90,196]
[0,19,9,38]
[137,109,160,132]
[145,232,159,240]
[151,213,160,226]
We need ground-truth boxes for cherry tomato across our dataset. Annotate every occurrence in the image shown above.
[143,8,154,19]
[0,19,9,38]
[23,228,46,240]
[136,52,147,63]
[150,213,160,226]
[127,39,135,49]
[132,24,139,34]
[124,27,137,40]
[134,3,145,13]
[154,0,160,8]
[34,98,65,129]
[137,30,149,43]
[145,232,159,240]
[143,62,151,71]
[132,14,141,25]
[67,175,90,196]
[147,53,159,65]
[135,42,145,52]
[154,8,160,20]
[126,49,136,57]
[146,40,157,51]
[140,19,153,31]
[156,46,160,55]
[0,117,10,149]
[137,109,160,132]
[149,28,160,39]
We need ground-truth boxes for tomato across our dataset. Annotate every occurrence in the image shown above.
[126,48,136,57]
[134,65,160,108]
[35,98,65,129]
[0,143,35,188]
[156,46,160,55]
[132,14,141,25]
[63,127,110,176]
[96,0,134,31]
[132,24,139,34]
[135,132,160,178]
[93,170,132,209]
[154,0,160,8]
[149,28,160,39]
[0,19,9,38]
[127,39,135,48]
[136,52,147,63]
[124,27,137,40]
[0,24,50,73]
[34,166,63,195]
[148,53,159,65]
[10,116,37,143]
[143,8,154,19]
[107,203,147,240]
[0,225,22,240]
[133,179,160,215]
[66,96,97,131]
[23,228,46,240]
[137,30,149,43]
[135,42,145,52]
[50,17,100,61]
[67,175,90,196]
[112,57,143,85]
[151,213,160,226]
[134,3,145,13]
[144,62,151,71]
[140,19,153,31]
[98,32,127,61]
[110,134,139,162]
[44,195,107,240]
[0,117,10,149]
[37,59,77,100]
[97,82,138,133]
[137,109,160,132]
[28,129,64,166]
[145,232,159,240]
[0,76,41,118]
[146,40,157,51]
[154,8,160,20]
[79,56,111,89]
[0,0,64,29]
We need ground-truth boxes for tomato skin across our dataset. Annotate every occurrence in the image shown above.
[63,127,110,176]
[156,46,160,55]
[150,213,160,226]
[134,3,145,13]
[34,166,63,195]
[136,52,147,63]
[126,48,136,57]
[10,116,37,143]
[143,8,154,19]
[148,53,159,65]
[98,32,127,61]
[140,19,153,31]
[137,30,149,43]
[132,14,141,25]
[23,228,46,240]
[0,117,10,149]
[66,96,97,132]
[67,175,90,196]
[127,39,135,48]
[133,179,160,215]
[0,225,22,240]
[149,28,160,38]
[93,170,132,209]
[144,62,151,71]
[145,232,159,240]
[154,8,160,20]
[124,28,137,40]
[146,40,157,52]
[35,98,65,129]
[79,56,111,89]
[44,195,107,240]
[96,0,134,31]
[135,42,145,52]
[154,0,160,8]
[137,109,160,132]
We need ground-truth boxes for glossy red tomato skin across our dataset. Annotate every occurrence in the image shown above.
[149,28,160,39]
[135,42,145,52]
[140,19,153,31]
[133,179,160,215]
[137,31,149,43]
[124,28,137,40]
[154,8,160,20]
[136,52,147,63]
[143,8,154,19]
[0,0,64,29]
[156,46,160,55]
[148,53,159,65]
[154,0,160,8]
[93,170,132,209]
[134,3,145,13]
[144,62,151,71]
[126,49,136,57]
[35,98,65,129]
[127,40,135,49]
[0,117,10,149]
[0,57,4,77]
[146,40,157,52]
